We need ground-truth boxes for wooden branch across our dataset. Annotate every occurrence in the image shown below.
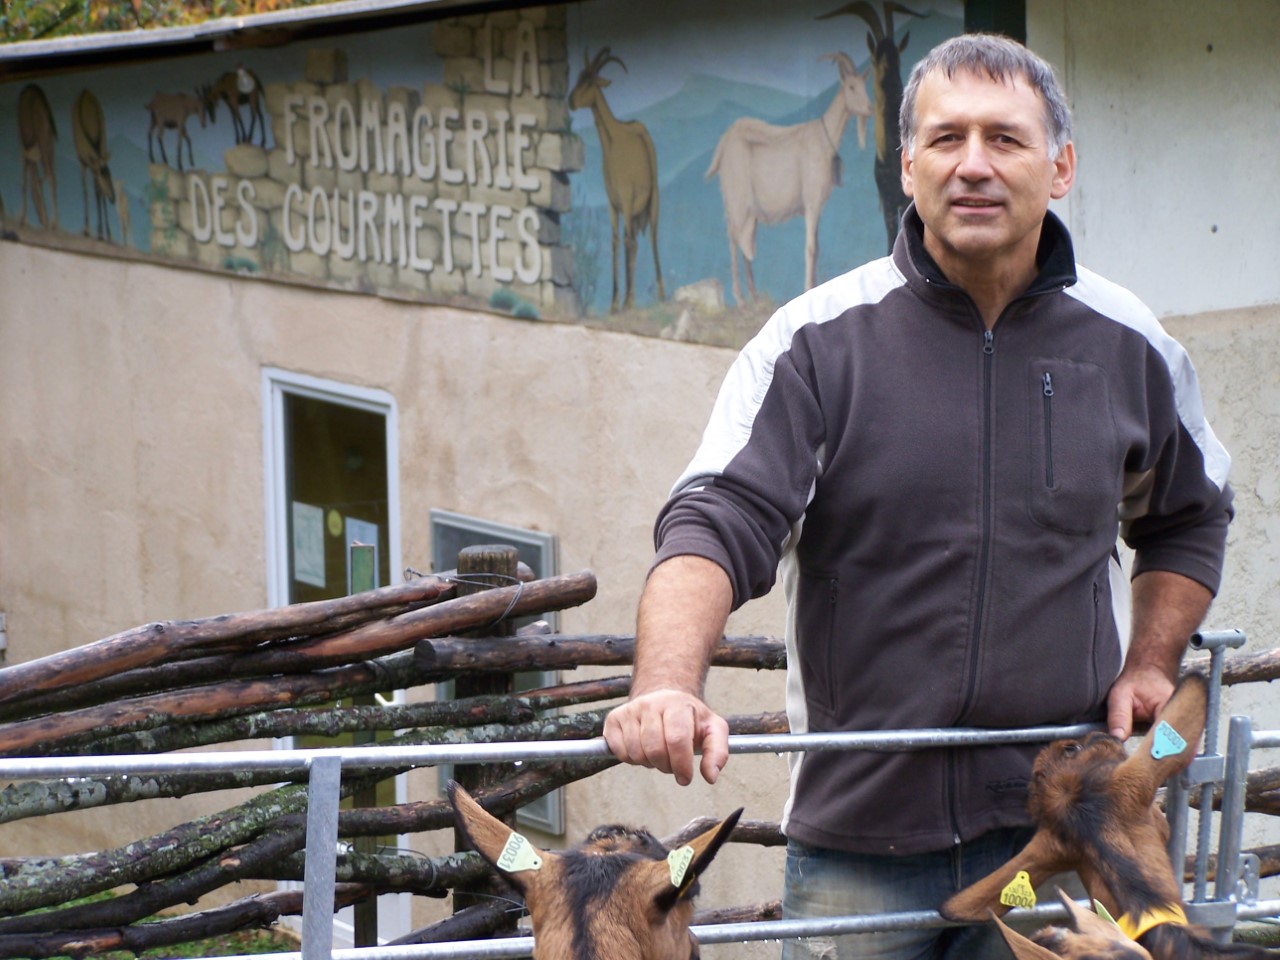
[389,898,525,945]
[0,709,788,933]
[0,572,593,723]
[664,817,786,850]
[692,900,783,926]
[60,690,541,757]
[0,887,362,960]
[1182,844,1280,883]
[0,576,456,711]
[414,633,786,675]
[1184,646,1280,686]
[1179,764,1280,816]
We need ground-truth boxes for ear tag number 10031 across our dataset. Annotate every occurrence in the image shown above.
[498,833,542,872]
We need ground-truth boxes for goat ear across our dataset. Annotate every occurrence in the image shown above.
[993,913,1063,960]
[446,780,550,892]
[940,829,1072,922]
[1121,673,1208,794]
[650,807,744,914]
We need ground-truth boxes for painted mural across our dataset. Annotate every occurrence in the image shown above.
[0,0,962,347]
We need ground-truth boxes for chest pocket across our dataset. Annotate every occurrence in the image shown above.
[1026,359,1120,536]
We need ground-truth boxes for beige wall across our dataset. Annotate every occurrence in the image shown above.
[2,1,1279,952]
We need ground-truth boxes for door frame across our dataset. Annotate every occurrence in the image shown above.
[260,366,410,943]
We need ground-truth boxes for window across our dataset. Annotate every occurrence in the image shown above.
[430,509,564,835]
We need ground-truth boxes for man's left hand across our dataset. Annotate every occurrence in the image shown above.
[1107,663,1176,741]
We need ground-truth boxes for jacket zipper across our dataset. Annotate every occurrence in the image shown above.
[950,327,997,844]
[1042,371,1055,487]
[962,326,996,721]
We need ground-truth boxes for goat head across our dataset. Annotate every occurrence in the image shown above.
[944,675,1280,956]
[448,780,742,960]
[993,888,1154,960]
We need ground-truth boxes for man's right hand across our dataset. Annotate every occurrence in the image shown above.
[603,688,730,786]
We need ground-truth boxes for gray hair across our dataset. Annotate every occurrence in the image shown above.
[899,33,1073,159]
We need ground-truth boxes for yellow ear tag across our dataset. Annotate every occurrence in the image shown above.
[999,870,1037,909]
[496,832,542,873]
[1093,899,1120,927]
[668,844,695,887]
[1152,721,1188,759]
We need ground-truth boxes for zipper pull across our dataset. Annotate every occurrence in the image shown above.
[1042,371,1054,397]
[983,330,994,355]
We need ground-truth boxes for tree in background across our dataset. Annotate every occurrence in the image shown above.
[1,0,337,43]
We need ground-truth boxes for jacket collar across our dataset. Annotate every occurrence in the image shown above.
[894,202,1078,301]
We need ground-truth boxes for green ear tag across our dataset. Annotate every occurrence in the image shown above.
[999,870,1037,909]
[1152,721,1188,759]
[1093,899,1119,927]
[668,844,695,887]
[497,832,542,873]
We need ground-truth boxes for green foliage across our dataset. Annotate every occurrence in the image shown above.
[1,0,345,44]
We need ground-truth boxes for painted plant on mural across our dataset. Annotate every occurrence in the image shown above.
[0,0,962,347]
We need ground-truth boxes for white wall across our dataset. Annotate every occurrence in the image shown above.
[1032,0,1280,317]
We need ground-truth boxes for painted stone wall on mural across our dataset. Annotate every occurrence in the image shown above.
[0,0,962,347]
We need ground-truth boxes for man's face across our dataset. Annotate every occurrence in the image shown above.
[901,68,1075,275]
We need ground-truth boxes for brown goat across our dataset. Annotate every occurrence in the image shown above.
[71,89,115,242]
[17,83,58,230]
[995,889,1154,960]
[568,47,665,313]
[942,674,1280,958]
[817,1,924,253]
[449,781,741,959]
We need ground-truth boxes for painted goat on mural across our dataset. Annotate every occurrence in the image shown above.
[819,1,923,253]
[707,51,872,304]
[202,66,268,147]
[145,90,207,171]
[17,84,58,230]
[72,89,117,243]
[569,47,665,313]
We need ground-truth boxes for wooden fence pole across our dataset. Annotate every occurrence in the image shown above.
[450,545,520,923]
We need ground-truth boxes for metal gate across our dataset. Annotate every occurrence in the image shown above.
[1,629,1277,959]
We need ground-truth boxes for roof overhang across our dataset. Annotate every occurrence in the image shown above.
[0,0,551,81]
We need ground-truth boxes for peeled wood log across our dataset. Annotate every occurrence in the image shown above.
[415,633,786,675]
[1182,844,1280,883]
[1183,646,1280,686]
[1181,764,1280,816]
[0,577,457,711]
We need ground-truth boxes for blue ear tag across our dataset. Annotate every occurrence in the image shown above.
[1151,720,1188,759]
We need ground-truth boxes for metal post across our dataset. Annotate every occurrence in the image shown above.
[303,756,344,960]
[350,543,379,948]
[1215,716,1252,907]
[1186,630,1247,942]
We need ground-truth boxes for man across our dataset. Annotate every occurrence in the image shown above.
[604,33,1233,960]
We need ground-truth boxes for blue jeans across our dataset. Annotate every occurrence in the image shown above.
[780,828,1037,960]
